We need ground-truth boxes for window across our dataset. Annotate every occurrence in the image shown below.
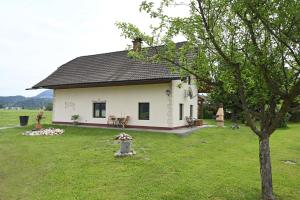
[179,103,183,120]
[139,103,150,120]
[190,105,193,118]
[93,102,106,118]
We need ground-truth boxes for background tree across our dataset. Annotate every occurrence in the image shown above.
[208,87,242,120]
[289,97,300,122]
[45,103,53,111]
[117,0,300,199]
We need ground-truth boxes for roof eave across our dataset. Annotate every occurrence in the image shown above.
[29,77,180,90]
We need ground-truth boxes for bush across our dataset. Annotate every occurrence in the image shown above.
[71,115,80,121]
[45,103,53,111]
[278,113,291,128]
[203,104,215,119]
[290,111,300,122]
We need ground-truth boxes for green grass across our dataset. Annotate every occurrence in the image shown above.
[0,111,299,199]
[0,109,52,127]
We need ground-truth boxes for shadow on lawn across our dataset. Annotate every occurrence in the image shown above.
[158,185,261,200]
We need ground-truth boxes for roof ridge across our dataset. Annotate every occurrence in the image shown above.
[78,49,129,58]
[30,41,185,89]
[76,41,187,58]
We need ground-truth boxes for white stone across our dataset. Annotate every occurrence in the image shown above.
[23,128,64,136]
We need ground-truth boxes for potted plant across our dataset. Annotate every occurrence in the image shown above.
[71,114,80,125]
[35,111,45,130]
[114,133,135,157]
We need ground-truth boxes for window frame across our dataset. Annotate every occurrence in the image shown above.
[138,102,150,120]
[188,76,191,85]
[93,102,106,118]
[179,103,183,120]
[190,105,193,118]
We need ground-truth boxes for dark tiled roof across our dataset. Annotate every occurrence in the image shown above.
[32,49,180,89]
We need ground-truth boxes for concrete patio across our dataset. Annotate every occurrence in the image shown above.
[59,124,217,136]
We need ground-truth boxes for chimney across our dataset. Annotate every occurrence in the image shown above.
[132,38,142,52]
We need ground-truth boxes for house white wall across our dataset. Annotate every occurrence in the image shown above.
[53,83,171,128]
[52,79,198,129]
[171,78,198,127]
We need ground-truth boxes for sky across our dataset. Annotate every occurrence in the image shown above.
[0,0,188,97]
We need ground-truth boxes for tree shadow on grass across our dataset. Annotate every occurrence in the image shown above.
[159,186,261,200]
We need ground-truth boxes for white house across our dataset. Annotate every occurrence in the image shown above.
[31,41,198,130]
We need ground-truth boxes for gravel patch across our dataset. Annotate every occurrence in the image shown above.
[23,128,64,136]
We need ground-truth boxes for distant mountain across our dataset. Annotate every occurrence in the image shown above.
[13,97,52,109]
[34,90,53,99]
[0,95,26,105]
[0,90,53,109]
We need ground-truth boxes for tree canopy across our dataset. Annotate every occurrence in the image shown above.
[117,0,300,136]
[117,1,300,199]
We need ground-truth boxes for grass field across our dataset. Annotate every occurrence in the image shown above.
[0,109,52,127]
[0,110,299,199]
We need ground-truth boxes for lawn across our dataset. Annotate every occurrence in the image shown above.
[0,109,52,127]
[0,111,299,199]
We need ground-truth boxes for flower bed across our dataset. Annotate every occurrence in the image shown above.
[114,133,133,141]
[23,128,64,136]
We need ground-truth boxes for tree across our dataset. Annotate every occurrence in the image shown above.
[0,104,3,109]
[45,103,53,111]
[117,0,300,199]
[208,86,242,120]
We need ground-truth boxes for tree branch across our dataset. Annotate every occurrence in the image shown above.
[249,5,300,67]
[197,0,261,136]
[236,11,285,97]
[151,45,218,87]
[269,79,300,135]
[196,0,237,67]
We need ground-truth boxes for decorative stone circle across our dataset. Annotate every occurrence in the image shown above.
[114,133,136,157]
[23,128,64,136]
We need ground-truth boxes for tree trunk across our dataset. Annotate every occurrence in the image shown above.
[259,136,275,200]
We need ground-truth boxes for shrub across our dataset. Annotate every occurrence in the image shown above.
[278,113,291,128]
[290,111,300,122]
[45,103,53,111]
[71,115,80,121]
[36,111,45,129]
[203,104,215,119]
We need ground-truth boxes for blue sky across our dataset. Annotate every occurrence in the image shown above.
[0,0,187,97]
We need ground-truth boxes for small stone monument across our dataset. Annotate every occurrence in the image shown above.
[114,133,136,157]
[216,103,224,127]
